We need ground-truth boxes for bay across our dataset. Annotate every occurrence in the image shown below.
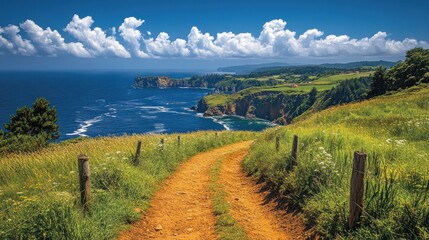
[0,71,274,141]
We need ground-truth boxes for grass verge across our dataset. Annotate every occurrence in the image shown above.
[0,131,254,239]
[209,152,247,240]
[243,85,429,239]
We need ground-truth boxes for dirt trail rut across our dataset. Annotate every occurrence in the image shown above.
[219,147,306,240]
[119,141,305,240]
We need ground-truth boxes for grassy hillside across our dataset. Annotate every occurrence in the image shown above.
[243,84,429,239]
[203,72,372,107]
[0,131,255,239]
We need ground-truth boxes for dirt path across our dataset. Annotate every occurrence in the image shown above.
[119,141,306,240]
[119,141,252,240]
[219,146,307,240]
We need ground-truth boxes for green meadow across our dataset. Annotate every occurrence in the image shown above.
[0,131,254,239]
[243,84,429,239]
[204,71,373,108]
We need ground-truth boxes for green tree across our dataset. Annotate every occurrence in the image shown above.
[388,48,429,90]
[367,66,387,98]
[4,98,59,142]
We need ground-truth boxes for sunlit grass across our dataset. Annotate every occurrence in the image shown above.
[0,131,255,239]
[311,72,373,85]
[243,84,429,239]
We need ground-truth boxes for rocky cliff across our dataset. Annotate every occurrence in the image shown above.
[133,76,216,89]
[133,76,179,88]
[197,92,312,125]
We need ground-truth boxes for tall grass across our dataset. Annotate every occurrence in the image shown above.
[0,131,255,239]
[243,85,429,239]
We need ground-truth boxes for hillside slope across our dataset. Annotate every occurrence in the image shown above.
[243,85,429,239]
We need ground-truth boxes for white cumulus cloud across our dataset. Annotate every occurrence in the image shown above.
[0,16,427,59]
[118,17,149,58]
[64,14,131,58]
[20,20,91,57]
[144,32,190,57]
[0,25,36,56]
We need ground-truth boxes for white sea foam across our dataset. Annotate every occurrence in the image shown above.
[140,115,157,119]
[66,104,119,137]
[147,123,166,134]
[207,116,231,130]
[215,120,231,130]
[66,115,102,136]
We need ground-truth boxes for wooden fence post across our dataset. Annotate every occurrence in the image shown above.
[134,140,142,165]
[275,136,280,152]
[291,135,298,167]
[349,151,367,230]
[177,135,181,147]
[160,138,164,150]
[78,154,91,215]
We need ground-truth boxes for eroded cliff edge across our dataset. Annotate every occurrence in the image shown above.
[196,91,315,125]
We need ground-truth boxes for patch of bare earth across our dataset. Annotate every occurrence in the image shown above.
[119,141,307,239]
[119,141,251,240]
[219,144,307,240]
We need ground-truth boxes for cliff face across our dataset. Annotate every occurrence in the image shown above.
[134,76,174,88]
[133,76,215,89]
[197,92,309,125]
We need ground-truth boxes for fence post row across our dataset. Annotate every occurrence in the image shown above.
[349,151,367,230]
[134,140,142,165]
[78,154,91,215]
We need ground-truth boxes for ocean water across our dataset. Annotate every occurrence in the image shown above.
[0,71,275,141]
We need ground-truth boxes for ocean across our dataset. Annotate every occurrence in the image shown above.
[0,71,275,141]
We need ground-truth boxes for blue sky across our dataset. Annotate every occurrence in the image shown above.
[0,0,428,70]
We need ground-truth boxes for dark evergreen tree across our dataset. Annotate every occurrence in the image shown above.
[367,66,387,98]
[4,98,59,142]
[308,87,318,105]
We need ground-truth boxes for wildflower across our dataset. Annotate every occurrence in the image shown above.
[116,151,121,154]
[386,139,392,144]
[69,171,75,174]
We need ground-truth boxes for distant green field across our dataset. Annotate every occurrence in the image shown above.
[311,71,373,85]
[204,71,373,107]
[256,83,336,93]
[204,94,232,106]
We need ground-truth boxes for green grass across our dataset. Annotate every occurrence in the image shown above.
[204,94,232,106]
[204,72,372,108]
[243,85,429,239]
[0,131,254,239]
[204,83,332,108]
[311,72,373,85]
[255,84,336,93]
[209,154,247,240]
